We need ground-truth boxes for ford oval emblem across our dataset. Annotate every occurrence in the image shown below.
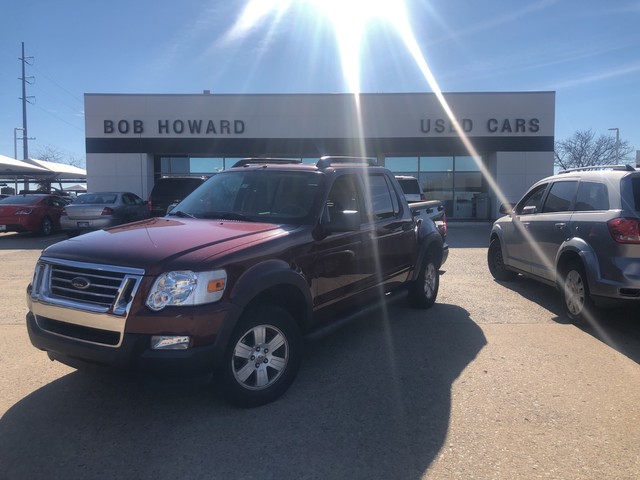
[71,276,91,290]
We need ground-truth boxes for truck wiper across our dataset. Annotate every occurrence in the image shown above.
[169,210,196,219]
[202,212,253,222]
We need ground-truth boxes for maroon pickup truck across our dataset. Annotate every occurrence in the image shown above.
[27,157,447,407]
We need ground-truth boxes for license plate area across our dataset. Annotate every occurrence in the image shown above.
[77,222,90,228]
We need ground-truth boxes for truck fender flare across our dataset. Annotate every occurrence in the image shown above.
[212,260,313,361]
[412,232,444,282]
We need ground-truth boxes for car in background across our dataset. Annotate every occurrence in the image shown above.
[488,164,640,321]
[395,176,425,203]
[61,191,149,236]
[0,194,67,236]
[148,176,208,217]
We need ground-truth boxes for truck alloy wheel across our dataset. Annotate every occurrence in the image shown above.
[408,254,439,308]
[221,305,301,407]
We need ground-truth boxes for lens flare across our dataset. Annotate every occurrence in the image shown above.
[223,0,616,341]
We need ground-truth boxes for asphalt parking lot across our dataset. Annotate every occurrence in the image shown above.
[1,225,639,479]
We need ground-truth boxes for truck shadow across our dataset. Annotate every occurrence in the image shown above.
[0,232,66,250]
[0,302,485,479]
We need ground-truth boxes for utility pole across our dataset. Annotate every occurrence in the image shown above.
[19,42,35,189]
[20,42,34,160]
[608,127,619,163]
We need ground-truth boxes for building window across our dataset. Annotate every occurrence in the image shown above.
[385,157,418,176]
[384,155,486,218]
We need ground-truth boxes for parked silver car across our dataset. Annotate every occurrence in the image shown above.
[60,191,149,236]
[488,165,640,321]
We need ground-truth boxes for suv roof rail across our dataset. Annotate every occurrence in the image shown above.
[558,164,635,174]
[232,158,303,168]
[316,156,377,169]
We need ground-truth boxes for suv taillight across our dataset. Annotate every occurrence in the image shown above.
[148,197,152,213]
[608,217,640,244]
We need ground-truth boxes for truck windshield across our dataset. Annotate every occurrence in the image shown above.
[171,170,323,224]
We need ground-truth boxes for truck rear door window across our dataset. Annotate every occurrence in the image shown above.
[368,174,398,220]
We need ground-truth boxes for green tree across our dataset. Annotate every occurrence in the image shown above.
[554,129,633,170]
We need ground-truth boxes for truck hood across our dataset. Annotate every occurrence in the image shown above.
[42,217,288,272]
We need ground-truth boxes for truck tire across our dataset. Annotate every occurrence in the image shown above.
[487,238,518,282]
[408,253,439,309]
[219,305,302,407]
[560,259,595,322]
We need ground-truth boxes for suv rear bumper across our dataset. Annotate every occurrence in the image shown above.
[27,312,220,376]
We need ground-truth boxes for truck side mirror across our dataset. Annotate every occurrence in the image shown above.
[327,210,361,232]
[315,208,361,240]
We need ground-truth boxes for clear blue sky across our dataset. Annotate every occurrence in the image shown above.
[1,0,639,166]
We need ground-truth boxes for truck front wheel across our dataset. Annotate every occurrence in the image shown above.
[219,305,302,407]
[408,254,439,309]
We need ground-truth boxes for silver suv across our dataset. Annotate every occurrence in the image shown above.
[488,165,640,321]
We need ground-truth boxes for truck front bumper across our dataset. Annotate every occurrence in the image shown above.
[27,312,221,377]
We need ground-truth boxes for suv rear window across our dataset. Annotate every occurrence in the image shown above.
[575,182,609,211]
[396,178,421,194]
[632,177,640,211]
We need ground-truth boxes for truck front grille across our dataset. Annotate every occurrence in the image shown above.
[31,257,145,316]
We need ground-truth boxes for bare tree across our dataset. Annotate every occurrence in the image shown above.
[554,129,633,170]
[34,145,85,168]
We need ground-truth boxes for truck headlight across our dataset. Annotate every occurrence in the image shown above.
[146,270,227,311]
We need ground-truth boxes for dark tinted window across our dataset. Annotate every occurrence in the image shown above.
[152,178,205,196]
[542,181,577,213]
[517,184,548,213]
[397,178,420,194]
[327,174,364,223]
[0,194,43,205]
[574,182,609,211]
[632,177,640,211]
[369,174,397,219]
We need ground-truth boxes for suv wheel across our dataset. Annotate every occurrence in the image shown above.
[408,253,439,309]
[488,238,518,282]
[219,305,301,407]
[560,260,595,322]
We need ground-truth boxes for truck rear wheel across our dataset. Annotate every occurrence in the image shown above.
[408,254,439,309]
[219,305,302,407]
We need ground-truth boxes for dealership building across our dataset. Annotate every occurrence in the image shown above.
[84,91,555,219]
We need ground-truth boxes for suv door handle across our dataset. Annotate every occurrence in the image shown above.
[555,223,566,230]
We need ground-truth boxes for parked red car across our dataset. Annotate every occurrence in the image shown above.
[0,194,68,236]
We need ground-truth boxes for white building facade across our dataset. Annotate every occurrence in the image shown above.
[84,91,555,219]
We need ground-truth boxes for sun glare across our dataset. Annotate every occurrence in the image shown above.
[223,0,620,365]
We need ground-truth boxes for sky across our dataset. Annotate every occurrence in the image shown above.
[1,0,639,167]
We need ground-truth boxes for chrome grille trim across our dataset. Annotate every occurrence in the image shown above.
[29,257,145,347]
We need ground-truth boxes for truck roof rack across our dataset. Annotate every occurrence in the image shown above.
[232,158,303,168]
[558,164,635,174]
[316,156,378,169]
